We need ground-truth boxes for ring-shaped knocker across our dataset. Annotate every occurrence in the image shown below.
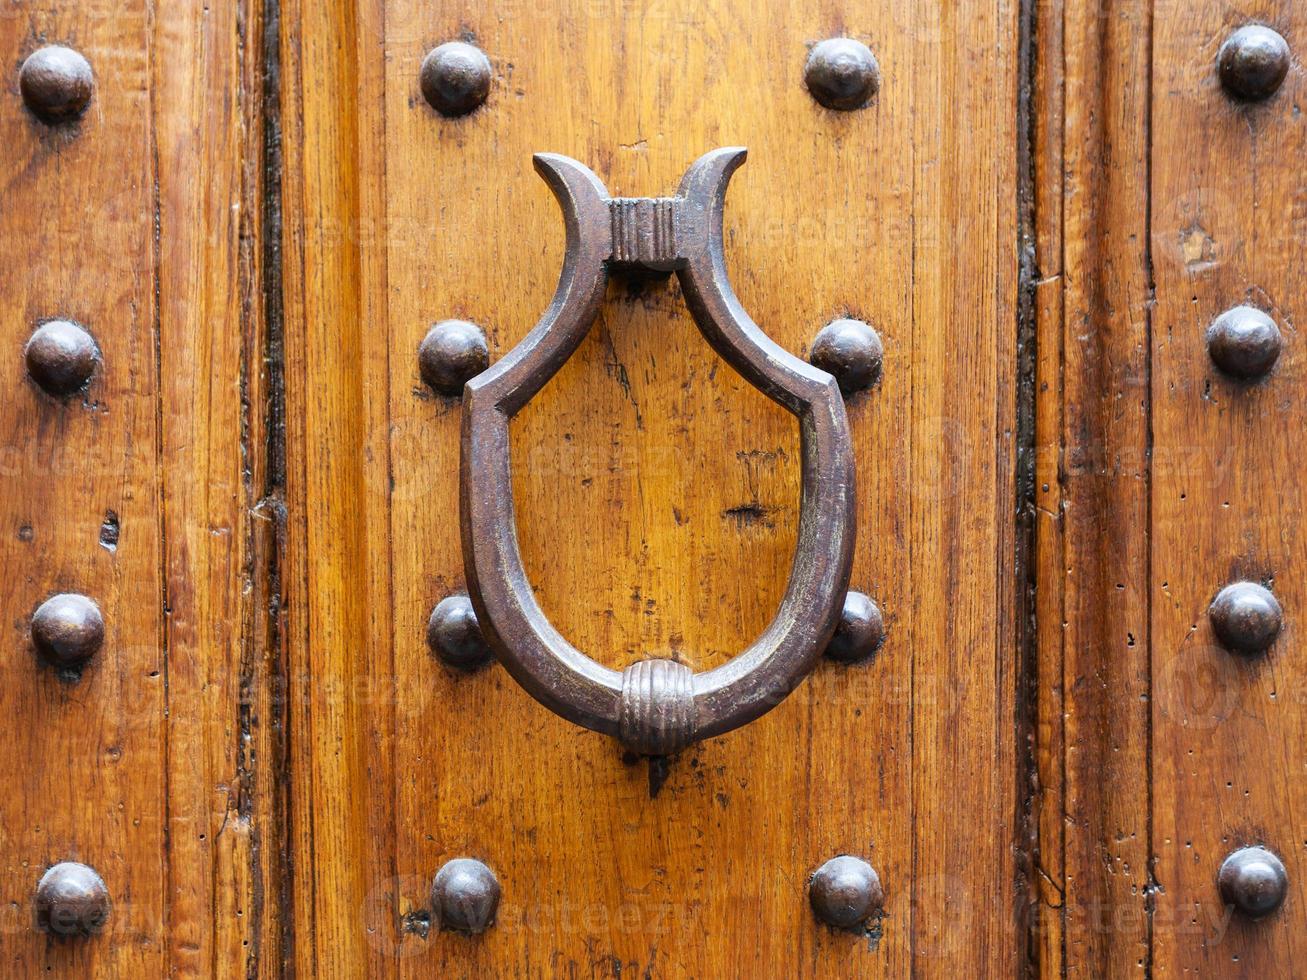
[461,147,855,755]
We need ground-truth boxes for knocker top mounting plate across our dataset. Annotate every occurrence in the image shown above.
[460,147,856,755]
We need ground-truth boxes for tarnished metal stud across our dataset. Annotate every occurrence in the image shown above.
[19,46,94,122]
[1209,581,1282,656]
[420,42,492,117]
[1218,846,1288,919]
[1206,305,1282,380]
[809,855,883,930]
[810,318,883,395]
[31,594,105,670]
[34,862,110,937]
[1218,26,1291,101]
[427,595,492,670]
[431,858,500,934]
[824,591,885,663]
[25,320,99,396]
[418,320,489,396]
[804,38,880,111]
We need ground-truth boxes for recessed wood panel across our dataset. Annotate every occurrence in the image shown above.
[278,0,1020,974]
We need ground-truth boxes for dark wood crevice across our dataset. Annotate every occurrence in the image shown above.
[233,0,293,973]
[1014,0,1042,974]
[1140,1,1157,974]
[257,0,295,973]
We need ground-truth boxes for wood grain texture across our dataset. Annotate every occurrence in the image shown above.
[152,0,286,974]
[0,3,163,973]
[1149,2,1306,974]
[1038,1,1307,977]
[31,0,1303,973]
[278,0,398,974]
[1031,0,1067,971]
[0,0,281,975]
[1033,0,1155,975]
[276,0,1021,975]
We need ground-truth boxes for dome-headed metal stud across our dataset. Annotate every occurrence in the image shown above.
[824,591,885,663]
[25,320,99,396]
[431,858,500,934]
[420,41,492,117]
[809,855,883,930]
[1218,25,1291,101]
[19,46,94,122]
[32,593,105,669]
[804,38,880,111]
[1210,581,1282,655]
[34,862,110,937]
[810,318,883,395]
[1206,306,1282,380]
[1218,846,1288,919]
[418,319,489,396]
[427,595,492,670]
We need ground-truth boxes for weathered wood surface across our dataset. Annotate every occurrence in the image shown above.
[1032,0,1154,975]
[8,0,1306,976]
[277,0,1019,974]
[0,0,282,976]
[1149,2,1305,975]
[1035,1,1307,977]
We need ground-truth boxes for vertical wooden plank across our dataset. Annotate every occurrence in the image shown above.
[381,0,1022,975]
[278,0,397,973]
[151,0,285,974]
[1031,0,1067,970]
[1,0,283,974]
[1036,0,1156,975]
[907,0,1022,970]
[0,2,164,974]
[383,0,929,973]
[276,0,1021,973]
[381,0,925,972]
[1150,2,1307,973]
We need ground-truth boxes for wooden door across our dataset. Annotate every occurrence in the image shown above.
[1,0,1302,977]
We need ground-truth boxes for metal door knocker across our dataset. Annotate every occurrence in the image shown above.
[461,147,856,755]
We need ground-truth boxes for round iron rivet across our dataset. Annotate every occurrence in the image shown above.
[809,855,883,930]
[1218,26,1291,101]
[1209,581,1282,655]
[825,591,885,663]
[32,593,105,669]
[420,42,492,117]
[25,320,99,396]
[427,595,492,670]
[418,320,489,396]
[19,46,94,122]
[810,318,883,394]
[1218,846,1288,919]
[34,862,110,937]
[1206,306,1281,380]
[804,38,880,111]
[431,858,500,934]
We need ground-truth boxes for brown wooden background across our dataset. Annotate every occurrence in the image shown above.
[0,0,1302,976]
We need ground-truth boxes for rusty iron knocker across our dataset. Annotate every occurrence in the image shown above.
[460,147,855,755]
